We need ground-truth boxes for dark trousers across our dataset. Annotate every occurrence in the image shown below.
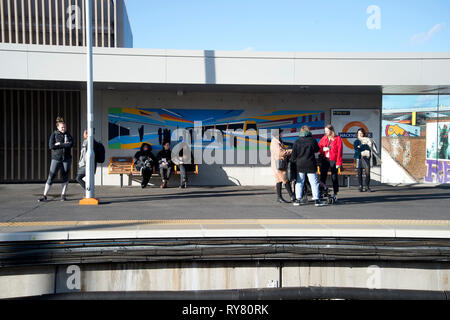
[141,167,153,187]
[76,165,97,190]
[358,167,371,187]
[46,159,71,185]
[160,167,172,180]
[76,167,86,189]
[319,158,339,195]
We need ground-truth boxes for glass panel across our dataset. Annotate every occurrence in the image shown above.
[382,95,450,184]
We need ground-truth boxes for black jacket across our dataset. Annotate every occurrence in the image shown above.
[290,134,320,173]
[134,143,157,170]
[157,149,173,167]
[49,130,73,161]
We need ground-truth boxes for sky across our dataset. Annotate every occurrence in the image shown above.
[124,0,450,52]
[383,95,450,110]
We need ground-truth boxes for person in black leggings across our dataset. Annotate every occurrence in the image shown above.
[354,128,375,192]
[38,117,73,202]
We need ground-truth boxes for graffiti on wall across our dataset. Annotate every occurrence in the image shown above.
[382,121,421,137]
[425,160,450,183]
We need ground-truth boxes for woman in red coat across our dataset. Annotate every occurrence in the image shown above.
[318,124,343,202]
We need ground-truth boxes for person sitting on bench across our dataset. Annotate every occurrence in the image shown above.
[134,143,157,188]
[156,141,173,188]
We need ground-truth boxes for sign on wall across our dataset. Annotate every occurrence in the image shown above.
[331,109,381,155]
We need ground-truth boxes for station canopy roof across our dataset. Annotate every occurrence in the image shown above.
[1,44,449,95]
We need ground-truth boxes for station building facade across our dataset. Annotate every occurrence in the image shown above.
[0,1,449,186]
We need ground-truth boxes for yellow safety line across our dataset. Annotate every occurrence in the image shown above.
[1,219,450,228]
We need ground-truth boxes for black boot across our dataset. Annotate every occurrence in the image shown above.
[284,182,295,202]
[276,182,289,203]
[365,169,372,192]
[359,185,364,192]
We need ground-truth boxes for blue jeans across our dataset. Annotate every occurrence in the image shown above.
[295,172,320,200]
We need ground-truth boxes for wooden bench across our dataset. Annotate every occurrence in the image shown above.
[108,157,158,187]
[338,158,357,188]
[108,157,199,187]
[317,158,357,188]
[173,164,199,175]
[108,157,134,187]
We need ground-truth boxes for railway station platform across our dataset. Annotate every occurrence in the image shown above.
[0,183,450,241]
[1,183,450,299]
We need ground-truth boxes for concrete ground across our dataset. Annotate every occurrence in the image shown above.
[1,183,450,222]
[1,183,450,241]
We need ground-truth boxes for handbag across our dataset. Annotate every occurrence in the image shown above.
[276,158,287,170]
[372,155,378,167]
[286,161,297,181]
[370,141,380,167]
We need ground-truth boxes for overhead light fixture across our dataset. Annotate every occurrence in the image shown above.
[177,90,184,96]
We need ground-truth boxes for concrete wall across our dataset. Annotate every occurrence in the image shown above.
[80,89,381,186]
[381,148,417,184]
[1,261,449,298]
[2,45,450,87]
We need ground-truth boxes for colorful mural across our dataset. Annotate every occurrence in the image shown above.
[382,121,421,137]
[108,108,325,151]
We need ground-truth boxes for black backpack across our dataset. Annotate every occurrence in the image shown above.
[94,141,106,164]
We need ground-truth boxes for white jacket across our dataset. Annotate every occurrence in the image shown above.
[359,137,377,158]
